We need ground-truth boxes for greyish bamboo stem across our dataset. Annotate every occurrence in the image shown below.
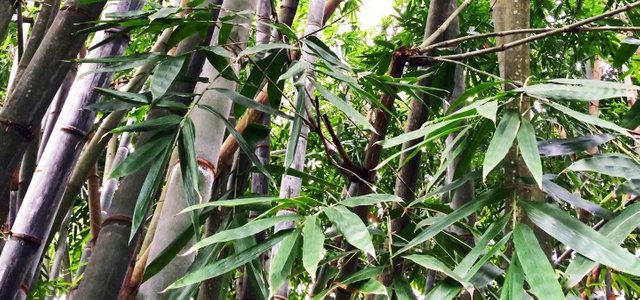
[0,0,107,196]
[0,1,141,297]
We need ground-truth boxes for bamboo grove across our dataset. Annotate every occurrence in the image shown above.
[3,0,640,298]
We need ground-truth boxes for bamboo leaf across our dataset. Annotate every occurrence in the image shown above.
[382,118,464,149]
[513,223,564,300]
[269,228,301,294]
[351,279,388,295]
[199,104,272,180]
[398,189,505,255]
[542,177,613,219]
[482,110,520,180]
[278,60,308,82]
[565,201,640,287]
[521,200,640,276]
[130,136,172,241]
[77,53,163,74]
[111,115,183,133]
[94,87,150,105]
[178,117,201,239]
[110,132,174,178]
[476,100,498,123]
[454,216,509,278]
[239,43,298,57]
[338,194,403,207]
[167,230,294,290]
[180,197,283,213]
[546,101,631,136]
[323,205,375,257]
[151,55,186,100]
[302,215,324,279]
[184,215,301,255]
[425,282,461,300]
[537,134,615,157]
[499,256,526,300]
[404,254,472,291]
[210,88,291,120]
[549,78,640,90]
[250,164,340,189]
[569,153,640,179]
[312,81,376,132]
[516,83,628,101]
[517,119,543,188]
[285,83,306,169]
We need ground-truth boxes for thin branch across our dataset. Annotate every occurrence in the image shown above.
[416,0,640,61]
[423,26,640,52]
[418,0,473,51]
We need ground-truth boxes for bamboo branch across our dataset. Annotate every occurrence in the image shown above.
[415,0,640,61]
[418,0,472,51]
[423,26,640,52]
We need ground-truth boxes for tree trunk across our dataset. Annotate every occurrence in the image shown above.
[0,0,140,297]
[0,0,106,197]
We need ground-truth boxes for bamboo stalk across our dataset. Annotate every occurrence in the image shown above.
[140,0,256,295]
[0,1,142,297]
[0,0,107,196]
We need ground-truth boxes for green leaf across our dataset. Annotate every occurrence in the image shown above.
[537,134,615,157]
[180,197,283,213]
[425,282,461,300]
[549,78,640,90]
[454,215,509,278]
[323,205,375,256]
[210,88,291,120]
[178,117,201,239]
[239,43,298,57]
[77,53,163,74]
[476,100,498,123]
[513,223,564,300]
[201,47,238,81]
[198,104,272,180]
[569,153,640,179]
[312,81,376,132]
[482,110,520,179]
[111,115,183,133]
[546,101,631,136]
[499,256,526,300]
[542,177,613,219]
[167,230,294,290]
[517,119,542,188]
[278,60,308,82]
[622,97,640,129]
[94,87,149,105]
[398,189,505,255]
[302,215,324,279]
[565,201,640,287]
[351,279,388,295]
[184,215,301,255]
[613,37,640,67]
[382,118,464,149]
[516,83,628,101]
[269,228,301,294]
[151,55,187,100]
[86,100,139,112]
[338,194,403,207]
[110,132,174,178]
[130,137,172,240]
[251,165,340,189]
[304,36,350,70]
[404,254,472,292]
[521,200,640,276]
[284,83,307,169]
[148,7,180,22]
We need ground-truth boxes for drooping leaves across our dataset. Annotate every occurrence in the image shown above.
[302,215,324,279]
[569,153,640,179]
[517,119,542,188]
[323,205,375,256]
[482,110,520,180]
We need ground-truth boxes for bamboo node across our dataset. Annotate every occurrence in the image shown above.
[102,214,133,227]
[0,118,33,141]
[61,125,88,138]
[196,158,216,175]
[10,232,42,246]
